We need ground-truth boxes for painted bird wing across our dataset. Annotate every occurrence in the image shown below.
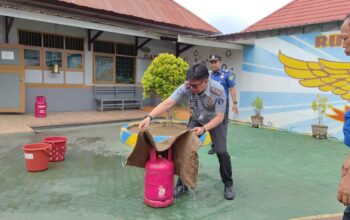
[278,51,350,101]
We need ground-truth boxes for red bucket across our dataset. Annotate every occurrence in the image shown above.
[43,136,67,162]
[22,143,51,172]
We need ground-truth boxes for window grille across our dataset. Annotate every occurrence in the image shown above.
[43,34,64,49]
[94,41,115,54]
[116,43,135,56]
[65,37,84,51]
[18,31,42,46]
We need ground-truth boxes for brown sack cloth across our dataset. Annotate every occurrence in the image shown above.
[126,129,201,189]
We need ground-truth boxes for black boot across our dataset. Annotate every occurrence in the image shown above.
[174,179,188,198]
[224,186,235,200]
[208,144,216,155]
[208,148,216,154]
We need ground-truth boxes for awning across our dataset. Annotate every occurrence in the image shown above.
[177,35,243,50]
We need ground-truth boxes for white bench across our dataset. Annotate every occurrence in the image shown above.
[94,86,143,111]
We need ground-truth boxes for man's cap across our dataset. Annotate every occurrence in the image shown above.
[208,54,221,62]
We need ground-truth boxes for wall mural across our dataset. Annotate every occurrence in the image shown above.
[238,31,349,139]
[279,52,350,122]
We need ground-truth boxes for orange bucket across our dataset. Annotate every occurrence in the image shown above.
[22,143,51,172]
[43,136,67,162]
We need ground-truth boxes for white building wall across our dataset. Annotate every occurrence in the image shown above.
[136,39,175,83]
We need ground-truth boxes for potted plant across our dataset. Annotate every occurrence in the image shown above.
[251,97,264,128]
[311,94,330,139]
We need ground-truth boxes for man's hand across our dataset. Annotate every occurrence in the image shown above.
[191,126,205,136]
[138,117,151,132]
[232,104,239,116]
[338,173,350,206]
[342,156,350,177]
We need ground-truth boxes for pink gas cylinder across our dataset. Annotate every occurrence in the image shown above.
[144,148,174,208]
[35,96,47,118]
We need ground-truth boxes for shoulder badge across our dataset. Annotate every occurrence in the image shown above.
[207,97,214,106]
[229,73,235,81]
[210,87,223,96]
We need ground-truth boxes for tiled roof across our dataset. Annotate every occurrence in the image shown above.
[57,0,220,34]
[242,0,350,33]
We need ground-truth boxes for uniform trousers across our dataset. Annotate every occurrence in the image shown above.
[188,117,233,187]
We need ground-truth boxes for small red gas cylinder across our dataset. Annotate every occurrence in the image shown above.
[144,148,174,208]
[35,96,47,118]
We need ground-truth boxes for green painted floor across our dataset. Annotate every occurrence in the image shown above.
[0,122,348,220]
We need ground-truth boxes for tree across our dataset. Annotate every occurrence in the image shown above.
[142,53,188,126]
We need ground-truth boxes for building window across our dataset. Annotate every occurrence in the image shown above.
[95,55,114,82]
[116,56,135,83]
[67,53,82,69]
[65,37,84,51]
[93,40,136,84]
[46,51,62,67]
[24,49,40,67]
[43,34,64,49]
[19,31,42,47]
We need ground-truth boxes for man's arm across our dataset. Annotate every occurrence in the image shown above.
[192,113,224,136]
[138,98,176,131]
[338,155,350,206]
[229,87,239,115]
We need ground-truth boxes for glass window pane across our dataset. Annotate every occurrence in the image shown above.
[116,56,135,83]
[46,51,62,67]
[67,53,82,69]
[95,55,113,82]
[24,49,40,66]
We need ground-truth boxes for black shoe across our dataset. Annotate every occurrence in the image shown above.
[208,148,216,155]
[224,186,235,200]
[174,184,188,198]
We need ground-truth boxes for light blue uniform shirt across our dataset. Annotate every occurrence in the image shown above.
[169,79,226,124]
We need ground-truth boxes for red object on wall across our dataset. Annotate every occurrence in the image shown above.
[35,96,47,118]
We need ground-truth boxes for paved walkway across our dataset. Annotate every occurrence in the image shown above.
[0,106,190,134]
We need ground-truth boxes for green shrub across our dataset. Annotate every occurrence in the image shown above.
[142,53,188,100]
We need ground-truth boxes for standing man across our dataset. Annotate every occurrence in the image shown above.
[337,13,350,220]
[138,63,235,200]
[207,54,239,155]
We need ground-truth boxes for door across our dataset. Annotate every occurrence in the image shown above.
[0,44,25,112]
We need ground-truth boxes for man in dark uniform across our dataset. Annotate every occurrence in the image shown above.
[138,63,235,200]
[207,54,239,155]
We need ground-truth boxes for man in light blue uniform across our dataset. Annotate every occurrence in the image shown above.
[207,54,239,155]
[139,63,235,200]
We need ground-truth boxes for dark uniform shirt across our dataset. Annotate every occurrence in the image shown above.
[169,79,227,124]
[210,69,236,98]
[344,110,350,147]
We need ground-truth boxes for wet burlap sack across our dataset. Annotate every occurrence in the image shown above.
[126,129,201,189]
